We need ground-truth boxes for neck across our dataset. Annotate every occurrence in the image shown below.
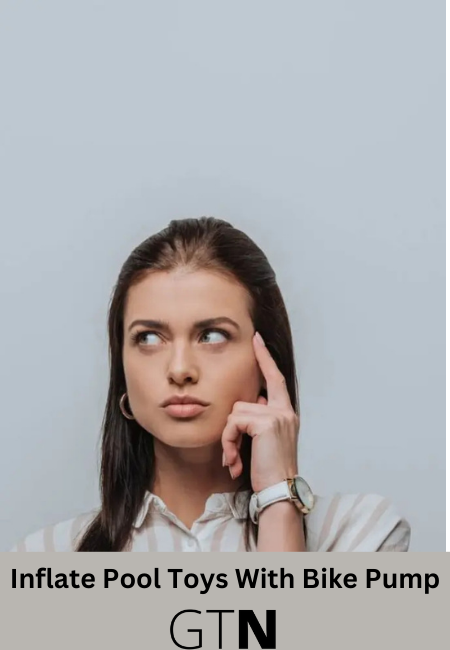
[150,438,238,528]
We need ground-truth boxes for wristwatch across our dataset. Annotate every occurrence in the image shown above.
[249,475,315,524]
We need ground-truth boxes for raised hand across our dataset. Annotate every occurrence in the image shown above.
[221,331,299,493]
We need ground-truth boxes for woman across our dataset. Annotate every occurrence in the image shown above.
[10,216,411,552]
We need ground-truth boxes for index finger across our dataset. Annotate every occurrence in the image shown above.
[252,331,291,409]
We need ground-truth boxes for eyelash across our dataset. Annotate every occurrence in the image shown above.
[130,328,232,347]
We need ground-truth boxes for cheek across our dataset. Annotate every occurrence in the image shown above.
[218,351,261,402]
[122,354,158,401]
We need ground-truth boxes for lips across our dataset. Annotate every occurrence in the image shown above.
[164,403,208,418]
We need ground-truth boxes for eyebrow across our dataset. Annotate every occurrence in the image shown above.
[127,316,241,333]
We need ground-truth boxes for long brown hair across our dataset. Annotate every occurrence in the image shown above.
[75,216,301,551]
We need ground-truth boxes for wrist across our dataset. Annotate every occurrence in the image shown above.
[250,474,314,524]
[254,470,299,494]
[257,499,304,521]
[256,499,306,552]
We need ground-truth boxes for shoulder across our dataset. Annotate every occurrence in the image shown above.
[8,508,98,552]
[305,492,411,552]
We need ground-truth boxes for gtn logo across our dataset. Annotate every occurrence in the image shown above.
[170,609,277,649]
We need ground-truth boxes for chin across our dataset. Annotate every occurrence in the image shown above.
[156,428,222,448]
[140,413,224,443]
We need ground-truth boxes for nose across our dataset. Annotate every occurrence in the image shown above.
[166,341,200,386]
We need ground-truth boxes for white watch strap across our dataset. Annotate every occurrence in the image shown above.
[249,480,292,524]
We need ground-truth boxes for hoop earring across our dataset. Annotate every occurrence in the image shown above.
[119,392,135,420]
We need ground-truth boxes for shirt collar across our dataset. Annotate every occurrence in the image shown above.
[133,489,251,528]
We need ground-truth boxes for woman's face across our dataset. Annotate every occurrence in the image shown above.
[122,268,264,449]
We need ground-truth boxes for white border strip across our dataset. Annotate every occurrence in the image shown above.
[446,2,449,552]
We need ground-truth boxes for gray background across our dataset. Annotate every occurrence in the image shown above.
[0,1,444,551]
[1,554,448,648]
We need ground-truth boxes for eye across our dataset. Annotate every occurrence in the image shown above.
[130,328,231,347]
[200,328,231,344]
[131,330,161,346]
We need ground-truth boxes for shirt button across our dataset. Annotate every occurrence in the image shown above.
[186,538,196,549]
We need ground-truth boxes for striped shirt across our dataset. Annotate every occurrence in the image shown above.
[9,490,411,552]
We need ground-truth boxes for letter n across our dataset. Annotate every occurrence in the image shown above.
[238,610,276,649]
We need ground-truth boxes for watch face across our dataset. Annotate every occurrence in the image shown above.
[294,477,315,510]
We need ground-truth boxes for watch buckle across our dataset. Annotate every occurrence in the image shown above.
[286,477,298,501]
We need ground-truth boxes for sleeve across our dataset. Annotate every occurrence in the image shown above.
[376,516,411,552]
[8,528,49,552]
[7,511,96,552]
[345,494,411,552]
[310,493,411,552]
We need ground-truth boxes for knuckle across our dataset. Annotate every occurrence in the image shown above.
[284,411,298,427]
[270,413,281,428]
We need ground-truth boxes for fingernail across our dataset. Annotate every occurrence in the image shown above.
[222,451,227,467]
[255,331,265,346]
[229,467,235,480]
